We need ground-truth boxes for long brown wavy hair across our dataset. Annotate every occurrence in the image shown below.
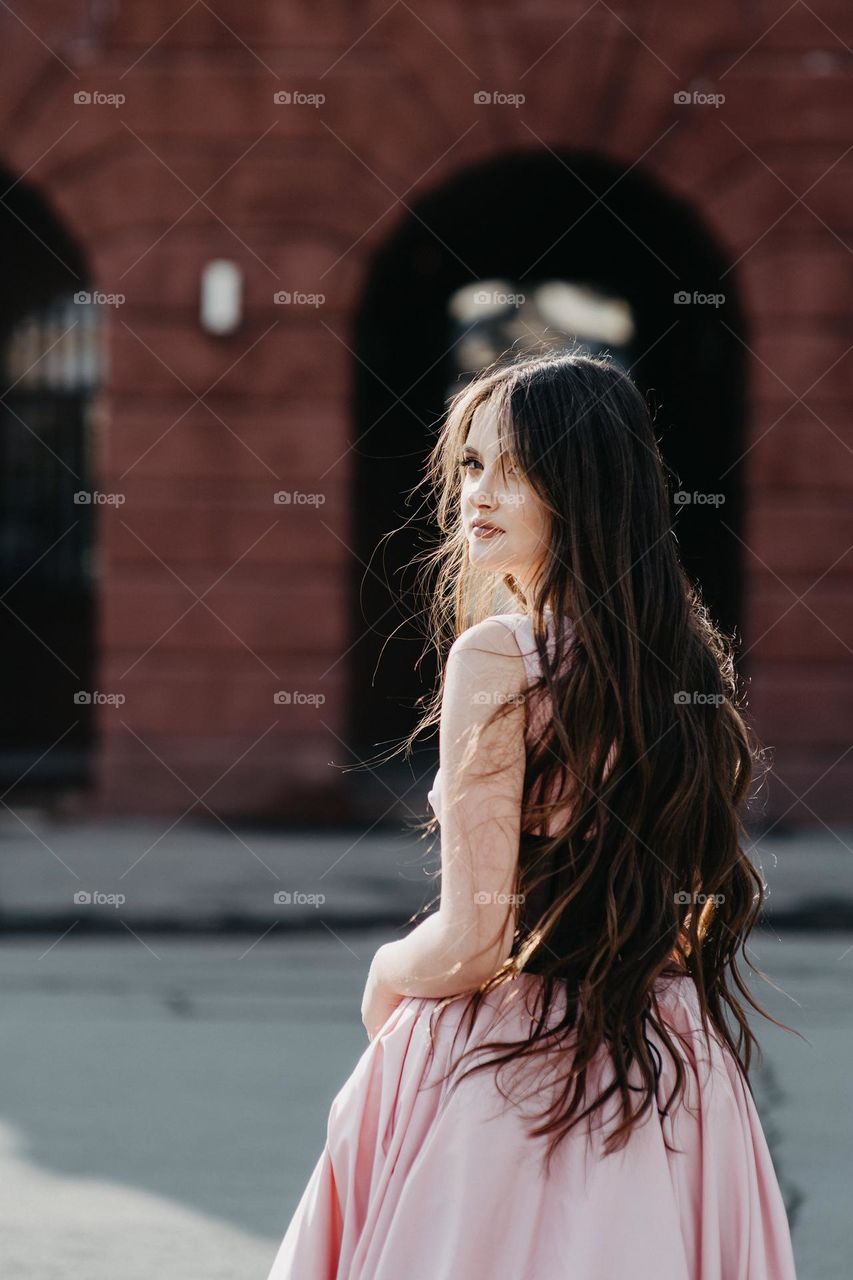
[386,347,798,1173]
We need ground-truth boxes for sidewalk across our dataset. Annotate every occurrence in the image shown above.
[0,806,435,933]
[0,803,850,933]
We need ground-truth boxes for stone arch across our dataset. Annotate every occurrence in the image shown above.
[349,148,748,762]
[0,164,101,794]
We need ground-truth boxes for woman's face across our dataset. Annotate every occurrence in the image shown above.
[460,398,551,595]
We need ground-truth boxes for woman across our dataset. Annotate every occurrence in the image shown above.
[266,351,799,1279]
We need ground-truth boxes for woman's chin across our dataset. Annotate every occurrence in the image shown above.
[468,545,511,571]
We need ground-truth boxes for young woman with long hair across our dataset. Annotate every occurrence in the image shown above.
[267,350,799,1279]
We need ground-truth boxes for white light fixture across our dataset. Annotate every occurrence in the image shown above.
[200,259,242,334]
[534,281,636,346]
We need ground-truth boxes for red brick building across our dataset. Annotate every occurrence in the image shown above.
[0,3,850,825]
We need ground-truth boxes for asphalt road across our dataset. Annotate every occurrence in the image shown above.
[0,925,848,1279]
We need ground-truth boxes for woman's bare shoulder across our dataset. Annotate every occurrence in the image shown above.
[449,614,527,661]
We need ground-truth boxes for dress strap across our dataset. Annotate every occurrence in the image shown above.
[489,611,573,682]
[487,612,542,684]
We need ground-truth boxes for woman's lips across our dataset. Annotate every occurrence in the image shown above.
[471,524,503,540]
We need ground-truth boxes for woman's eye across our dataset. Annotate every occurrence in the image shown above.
[459,457,479,471]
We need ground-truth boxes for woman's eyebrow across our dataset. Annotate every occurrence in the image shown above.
[461,444,511,461]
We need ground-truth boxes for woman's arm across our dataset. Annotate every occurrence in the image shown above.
[370,617,527,1000]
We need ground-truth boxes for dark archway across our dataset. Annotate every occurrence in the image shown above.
[0,168,100,793]
[349,149,748,788]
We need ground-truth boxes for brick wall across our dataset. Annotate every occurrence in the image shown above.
[1,1,850,821]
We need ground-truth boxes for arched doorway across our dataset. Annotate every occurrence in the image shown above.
[349,149,747,786]
[0,168,102,794]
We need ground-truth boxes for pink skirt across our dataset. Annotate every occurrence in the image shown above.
[266,972,797,1279]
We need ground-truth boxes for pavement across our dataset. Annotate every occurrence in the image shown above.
[0,925,849,1280]
[1,807,851,1278]
[0,797,851,934]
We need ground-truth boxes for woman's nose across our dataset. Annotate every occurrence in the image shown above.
[472,471,499,503]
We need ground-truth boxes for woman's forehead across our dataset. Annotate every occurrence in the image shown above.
[467,395,512,450]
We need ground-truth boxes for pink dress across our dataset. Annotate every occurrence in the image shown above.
[266,612,798,1280]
